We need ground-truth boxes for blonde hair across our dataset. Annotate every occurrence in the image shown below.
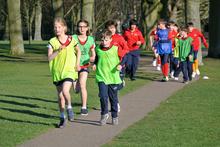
[54,17,67,33]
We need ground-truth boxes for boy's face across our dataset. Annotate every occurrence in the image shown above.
[180,31,187,38]
[108,25,116,35]
[101,36,112,47]
[130,24,137,31]
[188,26,193,32]
[158,23,165,29]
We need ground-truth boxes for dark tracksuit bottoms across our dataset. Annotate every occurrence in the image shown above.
[98,82,119,118]
[174,57,193,81]
[126,50,140,79]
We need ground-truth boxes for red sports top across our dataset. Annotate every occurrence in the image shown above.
[112,34,129,60]
[188,28,208,51]
[123,28,145,51]
[169,30,178,50]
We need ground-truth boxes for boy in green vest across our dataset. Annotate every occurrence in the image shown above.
[93,30,126,125]
[173,27,194,84]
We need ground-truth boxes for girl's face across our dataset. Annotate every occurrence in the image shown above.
[78,22,89,35]
[101,36,112,47]
[54,22,66,36]
[108,25,116,35]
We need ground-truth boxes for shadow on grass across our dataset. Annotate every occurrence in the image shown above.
[0,116,55,126]
[0,94,57,103]
[0,107,59,119]
[0,99,40,108]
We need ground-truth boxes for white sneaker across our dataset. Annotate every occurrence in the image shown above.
[192,72,196,78]
[157,65,161,71]
[196,69,200,75]
[170,71,174,78]
[117,103,120,113]
[174,77,179,81]
[166,76,169,81]
[152,60,156,67]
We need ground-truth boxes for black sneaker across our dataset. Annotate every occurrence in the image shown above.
[67,108,74,121]
[80,108,88,116]
[58,117,66,128]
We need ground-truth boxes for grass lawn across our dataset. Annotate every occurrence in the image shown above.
[104,58,220,147]
[0,41,157,147]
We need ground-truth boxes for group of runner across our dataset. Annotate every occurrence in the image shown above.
[48,16,208,128]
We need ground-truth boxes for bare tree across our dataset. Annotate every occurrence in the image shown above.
[52,0,64,17]
[187,0,205,65]
[141,0,162,49]
[208,0,220,58]
[82,0,95,29]
[7,0,24,55]
[34,0,42,40]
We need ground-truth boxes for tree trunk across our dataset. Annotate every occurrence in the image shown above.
[82,0,94,30]
[3,15,9,40]
[52,0,64,17]
[187,0,203,65]
[208,0,220,58]
[34,0,42,40]
[141,0,162,49]
[7,0,24,55]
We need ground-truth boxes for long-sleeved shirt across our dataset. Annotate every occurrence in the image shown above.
[188,28,208,51]
[112,34,129,60]
[123,28,145,51]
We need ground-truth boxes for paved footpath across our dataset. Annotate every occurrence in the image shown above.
[19,57,187,147]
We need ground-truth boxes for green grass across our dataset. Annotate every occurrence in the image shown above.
[0,41,157,147]
[104,58,220,147]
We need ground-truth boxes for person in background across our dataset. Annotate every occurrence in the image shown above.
[155,19,172,82]
[123,19,145,81]
[187,22,208,78]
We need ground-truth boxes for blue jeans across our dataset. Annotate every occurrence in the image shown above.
[98,82,118,118]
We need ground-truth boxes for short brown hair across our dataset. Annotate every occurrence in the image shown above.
[101,30,112,38]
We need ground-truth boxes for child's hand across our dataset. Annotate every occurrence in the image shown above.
[117,65,122,71]
[136,41,142,46]
[75,64,80,71]
[90,56,95,62]
[189,55,193,61]
[92,65,96,71]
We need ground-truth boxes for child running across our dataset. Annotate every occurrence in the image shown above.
[150,25,161,71]
[73,19,96,116]
[48,17,81,128]
[155,19,172,81]
[168,21,179,78]
[105,20,129,112]
[123,19,145,81]
[187,22,208,78]
[173,27,193,84]
[93,30,126,125]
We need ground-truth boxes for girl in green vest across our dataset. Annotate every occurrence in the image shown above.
[73,20,96,116]
[48,17,81,128]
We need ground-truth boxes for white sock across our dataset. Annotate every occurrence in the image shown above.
[82,106,87,109]
[67,105,72,109]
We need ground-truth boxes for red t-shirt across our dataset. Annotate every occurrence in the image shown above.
[123,28,145,51]
[112,34,129,59]
[188,28,208,51]
[169,30,178,50]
